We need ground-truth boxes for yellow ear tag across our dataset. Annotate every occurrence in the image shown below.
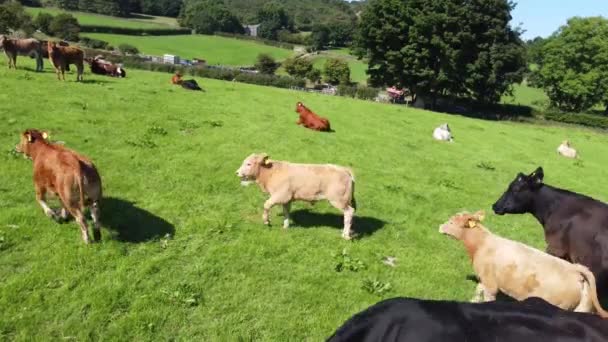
[264,159,270,165]
[42,132,49,139]
[27,134,32,142]
[468,220,477,229]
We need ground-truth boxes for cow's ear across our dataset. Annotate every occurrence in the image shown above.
[529,167,544,185]
[259,154,272,167]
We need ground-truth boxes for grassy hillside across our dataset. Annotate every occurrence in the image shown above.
[2,58,608,340]
[26,7,178,29]
[83,33,294,65]
[502,83,549,109]
[312,55,368,84]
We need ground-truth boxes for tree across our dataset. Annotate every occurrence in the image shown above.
[306,68,321,84]
[526,36,547,66]
[536,17,608,113]
[48,13,80,41]
[323,58,350,85]
[255,53,279,75]
[283,57,313,79]
[139,0,183,17]
[0,1,33,34]
[34,12,54,34]
[256,1,290,40]
[179,0,243,34]
[118,43,139,54]
[327,19,355,47]
[356,0,525,106]
[310,23,329,50]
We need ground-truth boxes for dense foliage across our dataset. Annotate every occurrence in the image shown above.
[324,58,350,85]
[256,2,292,41]
[133,0,183,17]
[179,0,243,34]
[356,0,525,106]
[283,57,313,79]
[254,53,279,75]
[48,12,80,40]
[534,17,608,113]
[0,1,33,34]
[47,0,131,17]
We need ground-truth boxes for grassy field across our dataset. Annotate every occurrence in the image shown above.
[25,7,178,29]
[312,56,368,84]
[502,83,549,109]
[2,58,608,340]
[83,33,294,66]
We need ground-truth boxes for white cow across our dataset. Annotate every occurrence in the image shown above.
[433,123,453,142]
[557,140,578,159]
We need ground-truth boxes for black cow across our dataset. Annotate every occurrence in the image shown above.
[180,79,203,91]
[492,167,608,297]
[327,297,608,342]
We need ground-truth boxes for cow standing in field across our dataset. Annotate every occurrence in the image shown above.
[86,56,126,78]
[295,102,331,132]
[47,41,84,81]
[236,153,356,239]
[327,297,608,342]
[439,211,608,317]
[15,129,102,244]
[0,35,44,72]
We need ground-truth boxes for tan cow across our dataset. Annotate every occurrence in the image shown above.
[439,211,608,318]
[236,153,356,239]
[0,35,44,71]
[557,140,578,158]
[47,41,84,81]
[16,129,102,243]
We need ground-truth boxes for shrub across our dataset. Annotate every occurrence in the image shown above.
[49,13,80,41]
[306,68,321,84]
[283,57,313,79]
[355,86,380,100]
[324,58,350,85]
[118,43,139,55]
[543,111,608,130]
[79,25,191,36]
[33,12,53,34]
[337,84,356,98]
[80,37,109,50]
[254,53,279,75]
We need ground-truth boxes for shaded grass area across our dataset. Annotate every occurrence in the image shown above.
[1,58,608,340]
[25,7,178,29]
[83,33,294,65]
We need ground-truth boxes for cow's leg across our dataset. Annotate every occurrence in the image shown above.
[282,202,291,229]
[10,55,16,69]
[263,197,280,226]
[342,205,355,240]
[76,63,84,82]
[470,283,486,302]
[59,207,70,221]
[72,209,91,244]
[480,282,497,301]
[574,281,593,313]
[90,201,101,242]
[35,186,58,220]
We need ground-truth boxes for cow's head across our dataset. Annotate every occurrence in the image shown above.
[236,153,272,185]
[439,211,485,240]
[16,129,49,158]
[440,123,450,132]
[561,140,571,147]
[295,102,305,113]
[492,167,544,215]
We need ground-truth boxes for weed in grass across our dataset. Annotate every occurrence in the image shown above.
[202,120,224,128]
[6,148,20,159]
[333,249,366,272]
[574,159,584,168]
[161,283,203,307]
[438,179,461,190]
[126,136,158,149]
[383,184,403,193]
[147,125,168,136]
[476,162,496,171]
[362,278,392,296]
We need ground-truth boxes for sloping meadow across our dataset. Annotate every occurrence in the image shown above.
[1,59,608,340]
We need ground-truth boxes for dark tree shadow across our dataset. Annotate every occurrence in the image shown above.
[101,197,175,243]
[290,209,385,239]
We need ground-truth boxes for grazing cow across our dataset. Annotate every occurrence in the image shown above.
[85,56,126,78]
[439,211,608,317]
[47,41,84,81]
[493,167,608,297]
[236,153,356,239]
[15,129,102,244]
[327,297,608,342]
[0,35,44,71]
[170,72,203,91]
[432,123,453,142]
[295,102,331,132]
[557,140,578,158]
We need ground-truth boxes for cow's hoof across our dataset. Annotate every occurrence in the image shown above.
[264,221,270,226]
[342,234,353,241]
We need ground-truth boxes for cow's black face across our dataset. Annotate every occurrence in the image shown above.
[493,167,544,215]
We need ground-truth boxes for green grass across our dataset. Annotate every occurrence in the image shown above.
[83,33,294,66]
[502,83,550,109]
[2,58,608,340]
[25,7,178,29]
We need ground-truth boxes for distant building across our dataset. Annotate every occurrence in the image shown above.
[163,54,180,65]
[243,24,260,37]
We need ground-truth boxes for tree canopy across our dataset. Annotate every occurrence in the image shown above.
[535,17,608,112]
[356,0,525,106]
[179,0,243,35]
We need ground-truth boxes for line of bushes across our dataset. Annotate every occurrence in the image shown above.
[543,111,608,130]
[80,25,191,36]
[337,84,381,101]
[214,32,295,50]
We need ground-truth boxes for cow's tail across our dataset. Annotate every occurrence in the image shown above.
[75,162,87,212]
[576,264,608,318]
[347,168,356,210]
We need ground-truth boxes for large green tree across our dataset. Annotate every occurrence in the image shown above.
[536,17,608,113]
[356,0,525,106]
[179,0,243,34]
[0,1,32,34]
[256,1,291,40]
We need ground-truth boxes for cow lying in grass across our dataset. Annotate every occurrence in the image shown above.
[236,153,356,239]
[433,123,453,142]
[47,41,84,81]
[0,35,44,71]
[171,72,203,91]
[327,297,608,342]
[557,140,577,158]
[15,129,102,244]
[439,211,608,317]
[86,56,126,78]
[295,102,331,132]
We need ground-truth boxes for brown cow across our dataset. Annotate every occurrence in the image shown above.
[85,56,126,78]
[0,35,44,71]
[295,102,331,132]
[48,41,84,81]
[15,129,102,244]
